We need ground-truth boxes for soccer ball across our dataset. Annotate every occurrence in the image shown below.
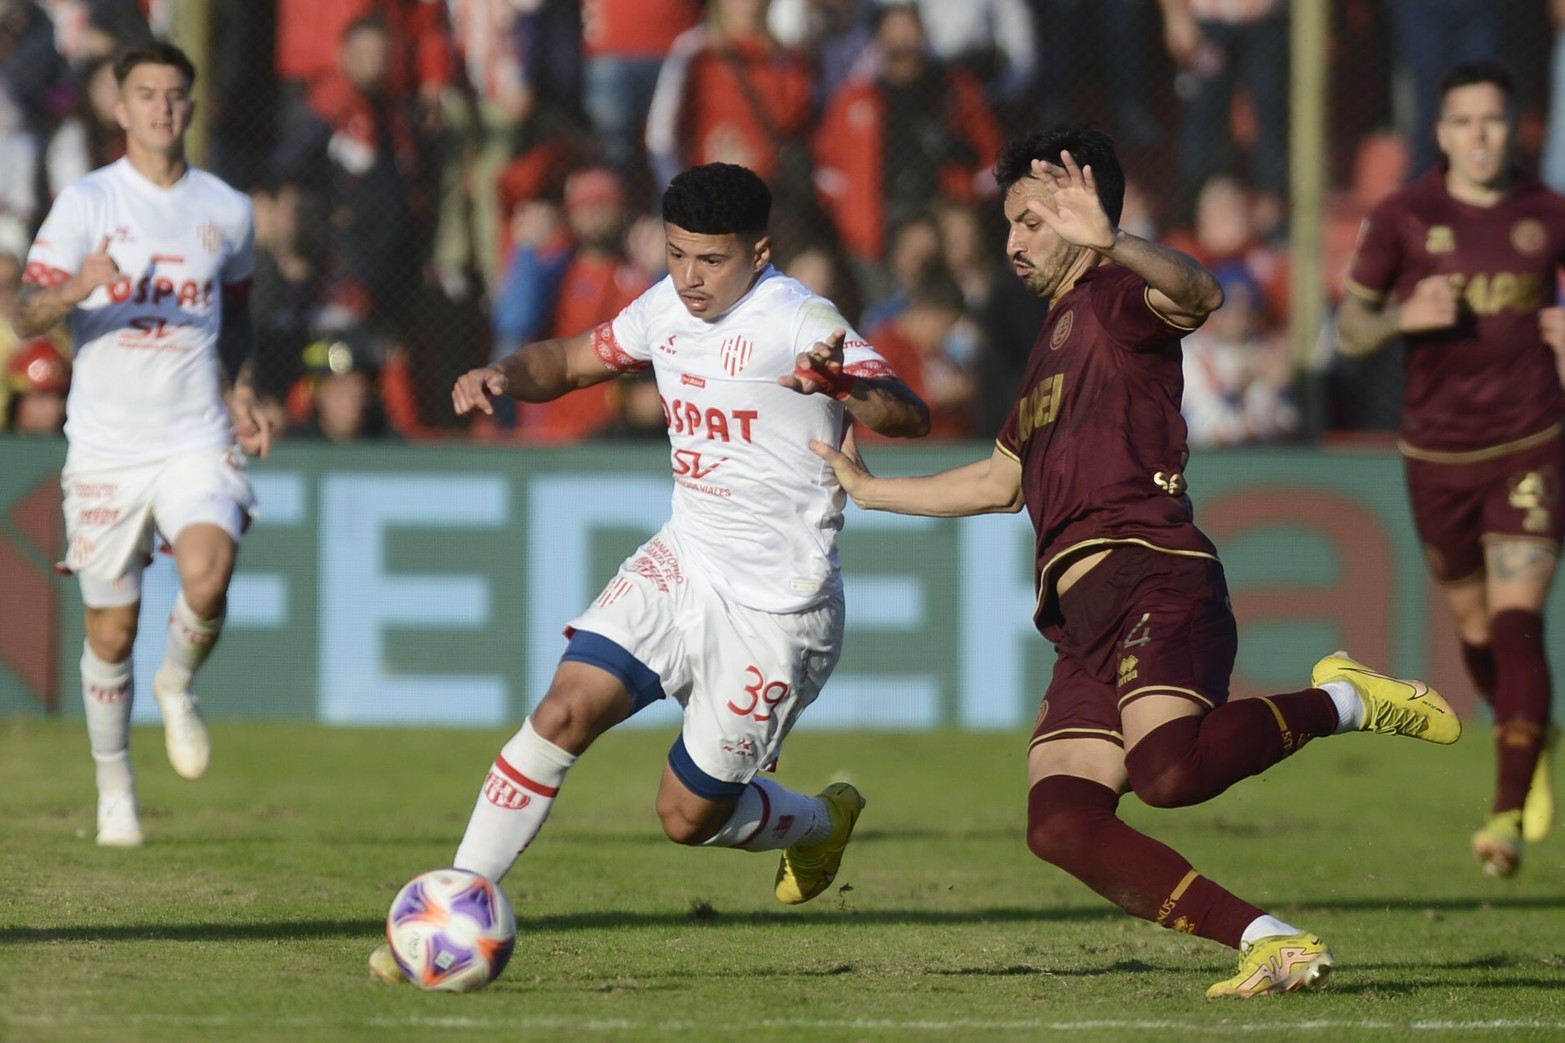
[385,868,516,992]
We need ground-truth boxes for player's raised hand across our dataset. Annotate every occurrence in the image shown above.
[229,387,273,459]
[810,424,874,503]
[1027,152,1115,253]
[1399,274,1459,333]
[452,364,509,416]
[779,328,850,396]
[71,235,121,302]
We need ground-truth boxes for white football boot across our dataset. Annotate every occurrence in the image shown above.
[154,669,211,780]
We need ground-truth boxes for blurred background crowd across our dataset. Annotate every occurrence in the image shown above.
[0,0,1560,448]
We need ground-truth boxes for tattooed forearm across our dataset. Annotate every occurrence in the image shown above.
[14,284,79,338]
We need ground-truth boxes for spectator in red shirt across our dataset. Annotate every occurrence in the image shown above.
[813,2,1002,269]
[863,272,978,440]
[276,0,455,132]
[299,16,426,330]
[645,0,815,197]
[488,166,652,442]
[581,0,702,189]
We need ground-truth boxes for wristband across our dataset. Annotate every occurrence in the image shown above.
[793,365,857,401]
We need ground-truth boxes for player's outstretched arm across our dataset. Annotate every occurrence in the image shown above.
[452,330,616,416]
[811,432,1023,518]
[780,328,931,438]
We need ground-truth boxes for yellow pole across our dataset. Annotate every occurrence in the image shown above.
[1289,0,1329,431]
[169,0,212,168]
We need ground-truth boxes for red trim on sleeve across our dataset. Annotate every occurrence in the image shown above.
[591,321,649,373]
[22,262,70,288]
[222,278,253,301]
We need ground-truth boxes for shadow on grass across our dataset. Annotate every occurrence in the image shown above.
[6,895,1565,947]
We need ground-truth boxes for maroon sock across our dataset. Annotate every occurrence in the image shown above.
[1027,776,1260,948]
[1489,609,1552,814]
[1460,640,1497,710]
[1123,689,1339,808]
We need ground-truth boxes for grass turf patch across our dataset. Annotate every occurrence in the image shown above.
[2,718,1563,1042]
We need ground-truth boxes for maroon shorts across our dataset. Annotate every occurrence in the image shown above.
[1030,545,1238,748]
[1404,435,1565,583]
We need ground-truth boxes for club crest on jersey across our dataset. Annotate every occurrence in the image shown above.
[197,222,222,255]
[1049,310,1074,349]
[1511,218,1547,256]
[1508,466,1557,534]
[1425,225,1455,254]
[720,335,754,376]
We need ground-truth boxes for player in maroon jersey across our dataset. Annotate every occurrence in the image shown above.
[812,125,1462,998]
[1338,61,1564,878]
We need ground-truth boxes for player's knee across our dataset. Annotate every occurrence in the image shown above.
[1124,720,1206,808]
[179,575,230,619]
[1126,767,1202,809]
[1026,779,1104,867]
[528,691,615,754]
[85,615,137,662]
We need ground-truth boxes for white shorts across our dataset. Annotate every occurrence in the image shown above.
[61,446,257,608]
[566,525,844,791]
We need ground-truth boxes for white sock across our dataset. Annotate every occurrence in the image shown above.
[1240,914,1302,949]
[701,776,832,851]
[81,643,134,794]
[453,718,577,882]
[155,591,222,695]
[1321,680,1363,734]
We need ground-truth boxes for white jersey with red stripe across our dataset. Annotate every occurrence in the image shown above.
[24,157,255,463]
[600,265,897,613]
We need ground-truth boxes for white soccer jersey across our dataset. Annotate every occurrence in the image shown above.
[601,266,898,613]
[24,158,255,463]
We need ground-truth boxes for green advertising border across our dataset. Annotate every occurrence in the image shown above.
[2,437,1560,727]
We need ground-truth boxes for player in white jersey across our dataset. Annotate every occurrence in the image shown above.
[16,44,271,848]
[371,162,927,982]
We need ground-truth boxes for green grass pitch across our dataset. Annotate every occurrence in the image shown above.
[2,717,1563,1042]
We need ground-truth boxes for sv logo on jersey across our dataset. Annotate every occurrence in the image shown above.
[124,316,190,339]
[672,449,727,478]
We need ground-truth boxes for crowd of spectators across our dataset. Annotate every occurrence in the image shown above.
[0,0,1560,446]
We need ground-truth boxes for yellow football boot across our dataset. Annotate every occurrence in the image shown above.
[1521,725,1557,844]
[1312,651,1461,745]
[1471,810,1523,878]
[368,943,407,984]
[1206,932,1335,999]
[774,782,865,905]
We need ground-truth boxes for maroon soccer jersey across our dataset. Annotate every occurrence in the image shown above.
[997,264,1218,630]
[1347,168,1565,455]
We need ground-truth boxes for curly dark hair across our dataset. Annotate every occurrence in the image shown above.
[662,163,771,237]
[993,124,1124,226]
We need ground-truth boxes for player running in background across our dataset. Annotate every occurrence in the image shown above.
[372,162,928,982]
[812,126,1461,999]
[16,43,270,847]
[1338,60,1564,878]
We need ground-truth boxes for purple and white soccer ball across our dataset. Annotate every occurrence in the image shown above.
[385,868,516,992]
